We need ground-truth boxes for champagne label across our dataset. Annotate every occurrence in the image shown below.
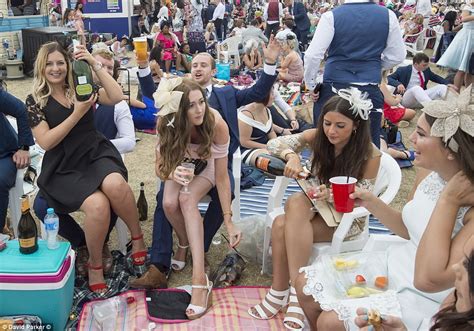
[19,237,36,248]
[77,76,87,85]
[21,197,30,213]
[76,83,93,96]
[256,157,270,172]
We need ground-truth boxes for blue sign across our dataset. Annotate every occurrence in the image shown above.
[68,0,123,14]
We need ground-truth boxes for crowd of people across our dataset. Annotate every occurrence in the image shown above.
[1,0,474,329]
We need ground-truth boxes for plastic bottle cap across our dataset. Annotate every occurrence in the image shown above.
[47,208,55,214]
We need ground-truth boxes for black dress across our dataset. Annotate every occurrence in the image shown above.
[26,95,127,214]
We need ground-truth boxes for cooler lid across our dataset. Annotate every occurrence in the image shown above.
[0,240,70,274]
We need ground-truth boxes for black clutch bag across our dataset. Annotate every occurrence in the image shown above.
[182,158,208,176]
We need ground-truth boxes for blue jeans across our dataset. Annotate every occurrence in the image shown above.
[150,168,235,269]
[0,155,16,230]
[313,82,383,148]
[33,194,117,249]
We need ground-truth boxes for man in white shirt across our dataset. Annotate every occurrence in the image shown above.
[211,0,226,41]
[263,0,284,39]
[304,0,405,147]
[387,53,451,108]
[91,49,136,154]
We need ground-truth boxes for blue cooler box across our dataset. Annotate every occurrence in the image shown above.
[0,240,75,330]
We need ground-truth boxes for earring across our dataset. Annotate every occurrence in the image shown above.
[447,154,455,161]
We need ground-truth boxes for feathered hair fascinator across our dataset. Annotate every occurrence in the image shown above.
[153,77,184,128]
[422,85,474,153]
[331,86,372,120]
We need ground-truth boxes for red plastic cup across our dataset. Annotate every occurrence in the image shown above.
[329,176,357,213]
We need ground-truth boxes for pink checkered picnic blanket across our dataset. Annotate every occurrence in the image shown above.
[78,286,286,330]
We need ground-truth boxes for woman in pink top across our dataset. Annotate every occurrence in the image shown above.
[156,21,177,73]
[153,78,242,320]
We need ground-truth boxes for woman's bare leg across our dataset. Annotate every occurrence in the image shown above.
[454,71,465,91]
[100,173,146,256]
[80,191,111,290]
[163,180,189,262]
[178,177,213,314]
[284,193,335,328]
[249,215,290,317]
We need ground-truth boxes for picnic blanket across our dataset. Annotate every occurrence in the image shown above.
[77,287,286,331]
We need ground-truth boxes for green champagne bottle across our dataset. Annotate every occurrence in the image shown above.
[72,39,93,102]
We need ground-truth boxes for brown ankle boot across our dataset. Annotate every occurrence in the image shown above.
[129,265,168,289]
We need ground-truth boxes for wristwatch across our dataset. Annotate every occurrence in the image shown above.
[19,145,30,151]
[92,61,103,72]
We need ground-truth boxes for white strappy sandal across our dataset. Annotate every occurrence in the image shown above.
[283,286,305,330]
[186,274,213,320]
[171,243,189,271]
[247,287,290,319]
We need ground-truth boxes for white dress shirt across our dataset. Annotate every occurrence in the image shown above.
[111,101,136,154]
[212,2,225,21]
[263,2,284,24]
[406,66,425,90]
[303,0,406,90]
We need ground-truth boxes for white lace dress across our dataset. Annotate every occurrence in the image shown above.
[300,172,468,330]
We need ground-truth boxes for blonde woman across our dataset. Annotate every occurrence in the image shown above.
[25,42,147,293]
[242,39,263,72]
[277,34,303,83]
[154,78,241,319]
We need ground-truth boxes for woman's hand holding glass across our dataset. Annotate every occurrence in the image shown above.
[173,163,195,193]
[349,188,376,209]
[354,307,407,331]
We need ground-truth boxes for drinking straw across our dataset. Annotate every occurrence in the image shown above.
[346,175,350,183]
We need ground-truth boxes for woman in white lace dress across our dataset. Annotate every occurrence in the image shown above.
[247,88,381,330]
[294,87,474,330]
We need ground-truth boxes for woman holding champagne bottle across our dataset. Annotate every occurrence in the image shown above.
[153,78,241,319]
[25,42,147,293]
[247,88,381,330]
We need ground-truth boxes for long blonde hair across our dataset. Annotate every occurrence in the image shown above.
[32,42,74,108]
[157,79,215,179]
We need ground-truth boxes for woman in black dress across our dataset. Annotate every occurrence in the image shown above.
[26,42,147,293]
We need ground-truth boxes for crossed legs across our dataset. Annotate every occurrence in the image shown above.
[81,173,146,291]
[163,176,213,313]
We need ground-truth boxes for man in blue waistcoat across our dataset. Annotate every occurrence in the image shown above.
[304,0,406,148]
[0,87,34,233]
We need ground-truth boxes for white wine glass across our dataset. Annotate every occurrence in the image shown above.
[180,162,195,193]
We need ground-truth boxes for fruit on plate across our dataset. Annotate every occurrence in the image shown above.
[334,258,359,270]
[355,275,366,284]
[375,276,388,289]
[346,286,370,298]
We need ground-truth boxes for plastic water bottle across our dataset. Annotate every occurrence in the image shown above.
[44,208,59,250]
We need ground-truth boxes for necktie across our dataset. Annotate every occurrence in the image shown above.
[206,88,211,99]
[417,71,425,88]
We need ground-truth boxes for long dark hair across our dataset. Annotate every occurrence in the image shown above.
[444,11,457,31]
[149,44,163,63]
[311,95,372,184]
[424,114,474,183]
[430,251,474,330]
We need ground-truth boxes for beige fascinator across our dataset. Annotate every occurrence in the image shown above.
[422,85,474,153]
[153,77,184,117]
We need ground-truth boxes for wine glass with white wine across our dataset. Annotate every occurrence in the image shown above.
[180,162,195,193]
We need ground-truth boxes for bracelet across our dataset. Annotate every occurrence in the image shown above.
[222,211,233,217]
[265,60,276,66]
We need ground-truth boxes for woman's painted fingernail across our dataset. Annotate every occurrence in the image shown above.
[361,315,368,321]
[367,326,374,331]
[381,314,388,320]
[360,308,368,314]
